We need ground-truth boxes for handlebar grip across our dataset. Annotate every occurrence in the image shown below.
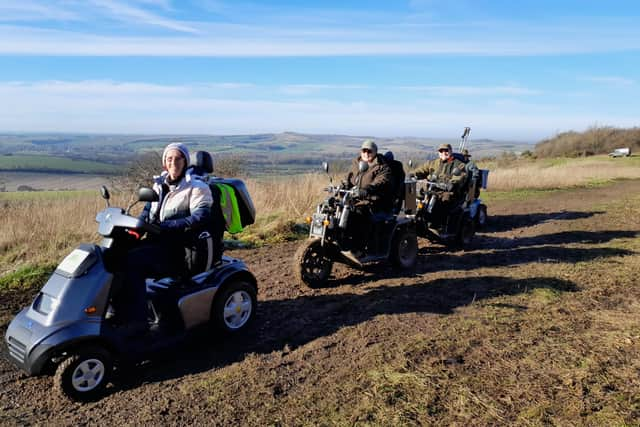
[142,222,162,235]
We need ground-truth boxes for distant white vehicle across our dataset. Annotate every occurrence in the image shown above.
[608,147,631,158]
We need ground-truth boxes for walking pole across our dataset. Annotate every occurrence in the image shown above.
[459,127,471,152]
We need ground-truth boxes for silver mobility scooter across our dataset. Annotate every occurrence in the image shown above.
[4,152,257,401]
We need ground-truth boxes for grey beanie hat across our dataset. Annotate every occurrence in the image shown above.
[162,142,190,167]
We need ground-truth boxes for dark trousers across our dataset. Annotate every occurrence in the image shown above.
[118,242,185,323]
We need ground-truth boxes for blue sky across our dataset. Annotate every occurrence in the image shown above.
[0,0,639,141]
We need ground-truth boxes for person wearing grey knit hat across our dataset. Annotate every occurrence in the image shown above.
[162,142,190,181]
[117,142,214,334]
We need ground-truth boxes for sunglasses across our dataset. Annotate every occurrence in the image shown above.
[361,148,373,153]
[438,149,450,153]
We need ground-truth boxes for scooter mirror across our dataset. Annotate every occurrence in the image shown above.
[358,160,369,173]
[138,187,159,203]
[100,185,110,200]
[322,161,329,174]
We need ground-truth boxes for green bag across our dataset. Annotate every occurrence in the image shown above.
[216,183,243,234]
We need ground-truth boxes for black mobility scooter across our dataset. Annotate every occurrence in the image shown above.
[4,151,257,402]
[293,161,418,288]
[406,159,488,249]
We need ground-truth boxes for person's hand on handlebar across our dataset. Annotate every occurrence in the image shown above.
[352,187,368,199]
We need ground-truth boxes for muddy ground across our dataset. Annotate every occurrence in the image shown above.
[1,180,639,425]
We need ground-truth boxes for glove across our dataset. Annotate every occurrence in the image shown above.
[352,187,368,199]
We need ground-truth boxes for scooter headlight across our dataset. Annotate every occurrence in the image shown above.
[33,292,58,315]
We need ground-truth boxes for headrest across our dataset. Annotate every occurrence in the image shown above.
[195,151,213,174]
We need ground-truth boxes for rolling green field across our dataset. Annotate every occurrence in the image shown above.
[0,155,121,174]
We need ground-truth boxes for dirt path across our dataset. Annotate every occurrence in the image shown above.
[1,180,639,425]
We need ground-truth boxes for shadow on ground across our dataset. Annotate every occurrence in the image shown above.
[111,274,578,393]
[485,211,603,233]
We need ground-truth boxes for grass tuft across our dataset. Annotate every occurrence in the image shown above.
[0,263,55,290]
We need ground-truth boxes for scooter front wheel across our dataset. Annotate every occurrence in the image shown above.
[293,238,333,288]
[54,346,113,402]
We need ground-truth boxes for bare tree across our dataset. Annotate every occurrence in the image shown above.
[110,151,162,193]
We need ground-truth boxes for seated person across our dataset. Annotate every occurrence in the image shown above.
[414,143,467,202]
[118,142,214,333]
[343,140,393,254]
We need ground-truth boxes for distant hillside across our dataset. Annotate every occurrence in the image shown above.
[0,131,532,177]
[535,126,639,158]
[0,154,121,174]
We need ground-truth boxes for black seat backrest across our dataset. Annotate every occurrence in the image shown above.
[189,151,214,177]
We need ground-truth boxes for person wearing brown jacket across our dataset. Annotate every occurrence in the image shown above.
[344,139,393,213]
[341,140,393,257]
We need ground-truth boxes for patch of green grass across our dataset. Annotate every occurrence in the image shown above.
[231,214,307,247]
[0,154,120,174]
[529,287,562,303]
[0,263,55,290]
[482,188,564,202]
[586,178,616,187]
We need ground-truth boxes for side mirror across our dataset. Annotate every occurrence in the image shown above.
[322,161,329,174]
[408,159,413,168]
[100,185,110,200]
[358,160,369,173]
[138,187,159,203]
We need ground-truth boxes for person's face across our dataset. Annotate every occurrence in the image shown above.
[361,148,376,163]
[438,148,451,161]
[165,149,186,180]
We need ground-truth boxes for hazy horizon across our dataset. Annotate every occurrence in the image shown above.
[0,1,638,140]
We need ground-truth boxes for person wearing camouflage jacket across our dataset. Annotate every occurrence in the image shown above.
[414,143,468,196]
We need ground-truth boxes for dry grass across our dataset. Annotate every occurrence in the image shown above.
[1,156,638,275]
[483,155,640,192]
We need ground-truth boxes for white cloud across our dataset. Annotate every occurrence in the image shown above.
[0,1,80,21]
[398,85,541,96]
[279,84,370,95]
[1,8,640,57]
[0,80,635,140]
[88,0,198,33]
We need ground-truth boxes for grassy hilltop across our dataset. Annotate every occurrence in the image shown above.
[0,131,531,177]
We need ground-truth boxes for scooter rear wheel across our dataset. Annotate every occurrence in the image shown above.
[476,204,488,228]
[211,281,257,334]
[390,228,418,270]
[456,215,476,249]
[293,238,333,288]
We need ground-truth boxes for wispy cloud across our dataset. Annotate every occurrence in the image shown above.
[2,23,638,57]
[1,1,640,57]
[0,1,80,21]
[398,85,541,96]
[0,80,635,139]
[279,84,370,95]
[88,0,198,33]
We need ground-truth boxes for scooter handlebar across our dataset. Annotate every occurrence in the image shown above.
[140,222,162,235]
